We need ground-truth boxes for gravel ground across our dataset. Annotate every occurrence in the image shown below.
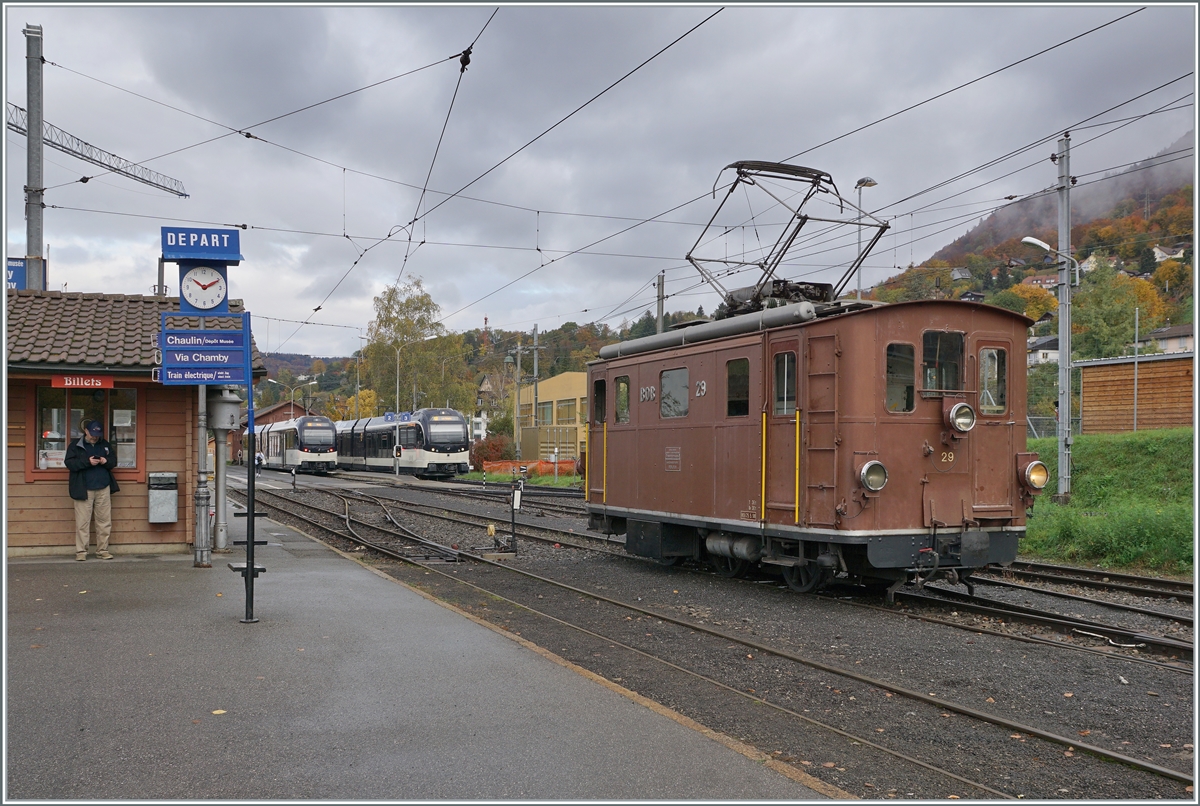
[258,485,1196,799]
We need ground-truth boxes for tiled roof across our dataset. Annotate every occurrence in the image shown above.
[1147,323,1193,340]
[5,290,266,374]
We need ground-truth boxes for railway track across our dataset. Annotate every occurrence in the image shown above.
[977,562,1193,603]
[227,485,1193,798]
[893,587,1193,665]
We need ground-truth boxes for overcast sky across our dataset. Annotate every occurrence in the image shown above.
[4,4,1196,358]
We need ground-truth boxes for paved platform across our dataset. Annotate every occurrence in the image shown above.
[6,498,832,800]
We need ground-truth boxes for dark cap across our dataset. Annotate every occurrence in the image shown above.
[85,421,103,436]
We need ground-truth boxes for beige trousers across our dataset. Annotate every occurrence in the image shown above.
[74,488,112,554]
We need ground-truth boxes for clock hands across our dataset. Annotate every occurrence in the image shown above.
[193,278,222,290]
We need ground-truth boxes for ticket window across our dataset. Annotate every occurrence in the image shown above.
[36,386,138,469]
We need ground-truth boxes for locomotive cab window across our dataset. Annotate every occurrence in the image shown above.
[773,352,796,415]
[660,368,689,418]
[978,348,1007,414]
[592,380,606,423]
[726,358,749,417]
[615,376,631,423]
[922,331,964,393]
[885,344,915,412]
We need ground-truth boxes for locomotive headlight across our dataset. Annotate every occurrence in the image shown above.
[1024,460,1049,489]
[859,460,888,492]
[948,402,976,433]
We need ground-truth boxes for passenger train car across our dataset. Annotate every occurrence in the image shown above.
[585,160,1047,595]
[252,415,338,474]
[335,409,470,479]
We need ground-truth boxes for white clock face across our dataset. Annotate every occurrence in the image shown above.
[181,266,227,309]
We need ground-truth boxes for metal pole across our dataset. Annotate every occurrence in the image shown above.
[1133,307,1139,432]
[856,184,863,300]
[214,427,228,551]
[1055,134,1072,502]
[533,325,540,461]
[242,312,258,623]
[656,271,665,334]
[24,24,44,291]
[514,336,522,460]
[156,257,167,297]
[195,379,211,567]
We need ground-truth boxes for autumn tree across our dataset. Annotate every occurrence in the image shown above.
[1006,284,1058,321]
[362,278,477,413]
[1072,266,1166,359]
[324,389,379,421]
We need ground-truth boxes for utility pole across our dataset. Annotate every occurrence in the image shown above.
[512,336,522,459]
[532,325,540,454]
[656,271,665,334]
[24,24,43,291]
[1055,133,1073,504]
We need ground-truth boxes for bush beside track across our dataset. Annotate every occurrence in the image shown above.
[1024,428,1194,575]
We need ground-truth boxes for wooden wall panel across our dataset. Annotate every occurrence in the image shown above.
[6,379,195,552]
[1081,359,1194,434]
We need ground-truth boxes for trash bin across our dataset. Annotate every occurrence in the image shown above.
[148,472,178,523]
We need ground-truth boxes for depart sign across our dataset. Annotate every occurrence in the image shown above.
[161,227,243,262]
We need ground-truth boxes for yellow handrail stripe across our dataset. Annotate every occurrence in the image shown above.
[794,413,801,524]
[584,421,589,503]
[603,420,608,504]
[760,411,767,522]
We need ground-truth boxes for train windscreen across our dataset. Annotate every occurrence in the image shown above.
[428,423,467,444]
[301,424,335,448]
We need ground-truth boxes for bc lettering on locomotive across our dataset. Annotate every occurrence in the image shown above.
[584,161,1048,598]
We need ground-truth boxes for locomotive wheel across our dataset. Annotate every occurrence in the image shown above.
[655,556,686,567]
[782,563,830,593]
[709,555,750,578]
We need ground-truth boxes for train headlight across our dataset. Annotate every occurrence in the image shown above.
[948,402,976,433]
[1024,460,1049,490]
[859,460,888,492]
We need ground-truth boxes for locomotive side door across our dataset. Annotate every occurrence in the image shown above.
[972,339,1015,515]
[765,336,801,524]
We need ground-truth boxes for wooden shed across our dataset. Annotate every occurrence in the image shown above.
[5,290,265,557]
[1076,351,1194,434]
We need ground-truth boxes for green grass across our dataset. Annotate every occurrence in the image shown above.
[1024,428,1194,575]
[459,470,583,489]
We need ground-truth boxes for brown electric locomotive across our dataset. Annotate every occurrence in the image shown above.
[583,161,1049,595]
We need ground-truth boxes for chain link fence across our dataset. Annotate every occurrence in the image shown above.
[1026,416,1081,440]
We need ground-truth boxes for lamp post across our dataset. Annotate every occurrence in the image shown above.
[267,378,317,420]
[1021,235,1077,501]
[356,335,368,420]
[855,177,878,300]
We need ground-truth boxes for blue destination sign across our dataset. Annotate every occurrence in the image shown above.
[162,367,247,385]
[162,330,244,348]
[161,227,243,262]
[164,349,243,366]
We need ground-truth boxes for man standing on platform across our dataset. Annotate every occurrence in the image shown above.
[64,419,120,561]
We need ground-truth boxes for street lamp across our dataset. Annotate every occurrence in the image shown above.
[855,177,878,301]
[1021,235,1078,501]
[267,378,317,420]
[356,335,368,420]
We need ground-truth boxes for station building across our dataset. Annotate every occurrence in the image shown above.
[517,371,587,461]
[5,290,265,557]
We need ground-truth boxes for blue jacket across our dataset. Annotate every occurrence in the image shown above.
[64,436,121,501]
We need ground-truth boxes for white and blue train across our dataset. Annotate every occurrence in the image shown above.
[251,416,338,474]
[335,409,470,480]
